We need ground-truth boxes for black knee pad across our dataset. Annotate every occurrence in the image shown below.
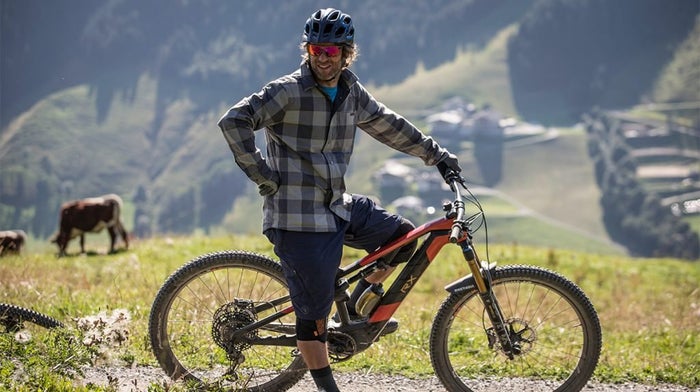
[387,218,417,267]
[296,318,328,343]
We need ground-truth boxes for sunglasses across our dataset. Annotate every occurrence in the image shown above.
[307,44,342,57]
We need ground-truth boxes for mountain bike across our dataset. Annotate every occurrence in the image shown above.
[148,172,602,391]
[0,303,64,332]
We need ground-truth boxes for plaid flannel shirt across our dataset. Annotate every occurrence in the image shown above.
[218,62,449,232]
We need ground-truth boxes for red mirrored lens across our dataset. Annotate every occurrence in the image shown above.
[308,44,342,57]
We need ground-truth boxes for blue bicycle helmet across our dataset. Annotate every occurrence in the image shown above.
[303,8,355,45]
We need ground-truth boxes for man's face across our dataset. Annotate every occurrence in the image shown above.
[307,43,344,87]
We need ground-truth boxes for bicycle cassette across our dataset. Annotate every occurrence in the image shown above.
[212,299,258,360]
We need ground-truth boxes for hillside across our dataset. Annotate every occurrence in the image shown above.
[226,120,622,255]
[1,0,698,258]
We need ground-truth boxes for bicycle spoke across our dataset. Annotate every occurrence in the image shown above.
[431,266,600,392]
[150,252,306,391]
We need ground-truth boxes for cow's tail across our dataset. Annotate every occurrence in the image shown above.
[105,194,129,248]
[115,220,128,237]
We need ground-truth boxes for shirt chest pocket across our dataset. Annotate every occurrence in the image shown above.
[326,113,356,151]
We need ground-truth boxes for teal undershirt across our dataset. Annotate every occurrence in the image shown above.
[319,85,338,102]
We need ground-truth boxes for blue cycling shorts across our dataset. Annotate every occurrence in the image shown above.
[264,195,403,320]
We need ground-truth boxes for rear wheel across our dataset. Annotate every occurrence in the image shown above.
[148,251,306,391]
[0,303,64,332]
[430,265,601,392]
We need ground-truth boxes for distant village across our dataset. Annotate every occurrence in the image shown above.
[373,97,699,226]
[373,97,551,223]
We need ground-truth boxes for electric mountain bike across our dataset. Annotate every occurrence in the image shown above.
[148,172,602,391]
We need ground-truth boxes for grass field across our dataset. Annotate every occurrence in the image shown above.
[1,234,698,390]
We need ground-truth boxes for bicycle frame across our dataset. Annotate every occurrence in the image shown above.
[234,176,515,358]
[233,217,461,346]
[336,216,466,326]
[335,209,512,354]
[150,174,601,390]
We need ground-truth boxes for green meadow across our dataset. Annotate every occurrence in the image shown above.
[1,235,698,390]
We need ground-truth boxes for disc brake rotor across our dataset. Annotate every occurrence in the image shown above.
[486,318,536,357]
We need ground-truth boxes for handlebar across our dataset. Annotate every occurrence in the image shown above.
[444,170,466,243]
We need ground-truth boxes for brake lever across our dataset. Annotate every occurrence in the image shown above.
[443,170,466,192]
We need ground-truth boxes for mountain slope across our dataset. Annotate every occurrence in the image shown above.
[0,1,697,257]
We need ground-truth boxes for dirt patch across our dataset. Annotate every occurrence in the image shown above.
[78,366,698,392]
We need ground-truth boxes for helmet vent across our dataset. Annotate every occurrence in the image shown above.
[303,8,354,45]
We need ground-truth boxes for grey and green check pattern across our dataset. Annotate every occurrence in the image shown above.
[218,62,449,232]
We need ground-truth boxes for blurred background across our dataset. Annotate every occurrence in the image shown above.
[1,0,698,259]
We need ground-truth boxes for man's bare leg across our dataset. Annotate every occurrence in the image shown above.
[298,339,339,391]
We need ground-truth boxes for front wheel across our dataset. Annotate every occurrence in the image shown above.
[148,251,306,391]
[430,265,601,392]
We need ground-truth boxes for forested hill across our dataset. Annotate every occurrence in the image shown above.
[3,1,695,129]
[0,0,698,249]
[0,0,537,129]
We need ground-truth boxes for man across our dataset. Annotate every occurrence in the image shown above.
[218,8,461,392]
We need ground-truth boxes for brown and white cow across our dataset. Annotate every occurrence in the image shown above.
[0,229,27,256]
[52,194,129,256]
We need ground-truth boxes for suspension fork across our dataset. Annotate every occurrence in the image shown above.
[460,240,517,359]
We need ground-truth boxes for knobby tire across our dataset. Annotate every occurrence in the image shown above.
[430,265,602,392]
[0,303,64,332]
[148,250,306,391]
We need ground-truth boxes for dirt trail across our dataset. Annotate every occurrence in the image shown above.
[79,366,698,392]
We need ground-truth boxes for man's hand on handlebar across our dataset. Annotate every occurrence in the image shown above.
[436,153,464,183]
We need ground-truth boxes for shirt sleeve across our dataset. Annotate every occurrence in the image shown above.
[217,84,286,185]
[353,83,448,166]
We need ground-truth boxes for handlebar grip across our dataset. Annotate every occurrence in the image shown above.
[449,225,462,243]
